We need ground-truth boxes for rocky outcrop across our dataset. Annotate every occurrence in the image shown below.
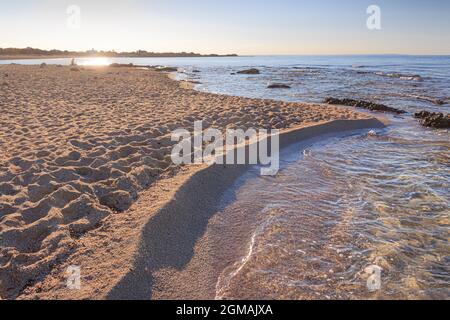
[324,97,406,114]
[414,111,450,129]
[267,83,291,89]
[237,68,260,75]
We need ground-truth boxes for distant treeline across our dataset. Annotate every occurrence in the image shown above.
[0,47,238,58]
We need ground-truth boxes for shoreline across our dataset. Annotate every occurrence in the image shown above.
[0,55,238,61]
[0,64,383,299]
[18,118,385,300]
[107,118,385,300]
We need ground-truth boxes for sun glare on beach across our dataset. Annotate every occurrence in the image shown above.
[77,57,111,66]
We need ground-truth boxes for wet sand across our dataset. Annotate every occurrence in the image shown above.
[0,64,379,299]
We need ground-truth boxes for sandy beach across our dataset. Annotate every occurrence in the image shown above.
[0,64,381,300]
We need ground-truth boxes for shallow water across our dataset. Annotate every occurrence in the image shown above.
[193,56,449,300]
[3,55,449,299]
[212,124,449,300]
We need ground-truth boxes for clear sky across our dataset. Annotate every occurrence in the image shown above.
[1,0,449,55]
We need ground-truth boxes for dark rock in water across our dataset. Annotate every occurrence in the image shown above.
[267,83,291,89]
[192,70,201,73]
[110,63,134,68]
[237,68,260,75]
[324,97,406,114]
[414,111,450,129]
[230,72,236,75]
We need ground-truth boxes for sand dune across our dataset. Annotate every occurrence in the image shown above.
[0,64,369,299]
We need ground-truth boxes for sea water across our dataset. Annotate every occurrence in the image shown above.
[177,55,450,299]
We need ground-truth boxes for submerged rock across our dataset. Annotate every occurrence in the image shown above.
[237,68,260,75]
[414,111,450,129]
[409,95,446,106]
[324,97,406,114]
[267,83,291,89]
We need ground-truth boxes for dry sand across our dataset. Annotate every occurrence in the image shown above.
[0,64,378,299]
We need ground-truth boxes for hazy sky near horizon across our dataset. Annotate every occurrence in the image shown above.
[1,0,449,55]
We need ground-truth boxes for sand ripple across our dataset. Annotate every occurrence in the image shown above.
[0,64,366,298]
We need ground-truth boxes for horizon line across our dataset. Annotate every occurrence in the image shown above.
[1,47,450,57]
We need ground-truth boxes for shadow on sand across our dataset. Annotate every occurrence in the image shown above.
[107,119,385,299]
[107,163,247,299]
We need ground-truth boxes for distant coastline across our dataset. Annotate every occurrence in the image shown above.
[0,47,238,60]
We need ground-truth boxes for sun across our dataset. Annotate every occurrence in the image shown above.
[77,57,111,66]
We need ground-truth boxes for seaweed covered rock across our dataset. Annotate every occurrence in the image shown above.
[267,83,291,89]
[414,111,450,129]
[237,68,260,75]
[324,97,406,114]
